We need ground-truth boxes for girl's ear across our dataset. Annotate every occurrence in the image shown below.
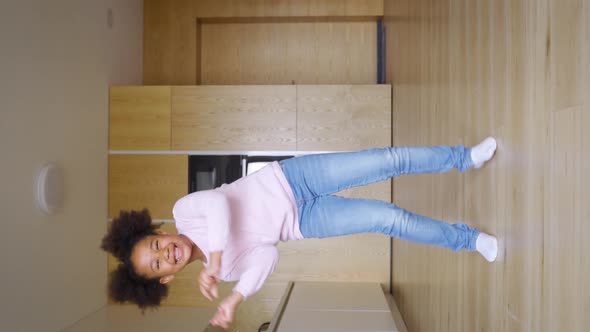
[159,274,175,284]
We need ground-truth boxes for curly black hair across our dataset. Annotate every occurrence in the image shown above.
[101,209,168,310]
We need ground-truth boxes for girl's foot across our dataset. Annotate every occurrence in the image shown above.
[476,232,498,262]
[471,137,497,168]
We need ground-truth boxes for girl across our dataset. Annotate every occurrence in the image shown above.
[101,138,499,329]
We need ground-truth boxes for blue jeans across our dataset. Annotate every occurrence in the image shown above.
[279,145,480,252]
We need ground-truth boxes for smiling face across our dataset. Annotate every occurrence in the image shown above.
[130,233,195,283]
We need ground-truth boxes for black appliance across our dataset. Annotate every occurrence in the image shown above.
[188,155,243,193]
[188,155,295,193]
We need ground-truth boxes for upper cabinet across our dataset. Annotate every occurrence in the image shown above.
[109,85,391,152]
[171,86,297,151]
[109,86,171,150]
[297,85,391,151]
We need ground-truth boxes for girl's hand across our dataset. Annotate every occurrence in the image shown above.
[200,251,223,301]
[209,292,243,329]
[199,268,219,301]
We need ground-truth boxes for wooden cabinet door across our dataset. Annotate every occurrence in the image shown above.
[171,86,296,151]
[297,85,391,151]
[108,154,187,219]
[109,86,171,150]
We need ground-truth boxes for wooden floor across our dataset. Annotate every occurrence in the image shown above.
[384,0,589,331]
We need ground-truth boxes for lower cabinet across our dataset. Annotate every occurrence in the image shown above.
[108,154,188,220]
[269,282,398,332]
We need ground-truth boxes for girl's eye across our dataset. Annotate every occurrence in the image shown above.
[157,260,160,269]
[156,241,159,250]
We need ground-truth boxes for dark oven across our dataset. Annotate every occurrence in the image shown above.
[188,155,243,193]
[188,155,295,193]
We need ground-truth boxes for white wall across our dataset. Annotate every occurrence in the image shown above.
[0,0,142,331]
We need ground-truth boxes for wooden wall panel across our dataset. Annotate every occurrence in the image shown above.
[109,86,171,150]
[384,0,590,331]
[171,86,297,150]
[297,85,391,151]
[144,0,383,85]
[200,20,377,85]
[192,0,383,18]
[143,0,197,85]
[108,155,187,219]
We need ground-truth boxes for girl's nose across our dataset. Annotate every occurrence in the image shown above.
[157,245,169,261]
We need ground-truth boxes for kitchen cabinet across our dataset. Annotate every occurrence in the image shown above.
[297,85,391,151]
[106,84,393,329]
[269,282,398,331]
[108,154,187,219]
[171,86,297,151]
[109,86,172,150]
[109,85,391,152]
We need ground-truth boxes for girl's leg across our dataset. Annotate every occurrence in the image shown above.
[298,195,479,252]
[281,145,474,201]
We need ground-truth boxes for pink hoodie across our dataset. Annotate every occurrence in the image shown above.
[173,161,303,299]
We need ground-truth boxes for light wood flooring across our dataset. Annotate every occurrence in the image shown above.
[384,0,589,331]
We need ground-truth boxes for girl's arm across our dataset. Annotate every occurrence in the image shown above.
[209,291,244,329]
[208,251,222,273]
[209,246,278,328]
[199,250,224,300]
[231,246,279,299]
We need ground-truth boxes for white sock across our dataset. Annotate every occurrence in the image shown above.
[471,137,497,168]
[476,232,498,262]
